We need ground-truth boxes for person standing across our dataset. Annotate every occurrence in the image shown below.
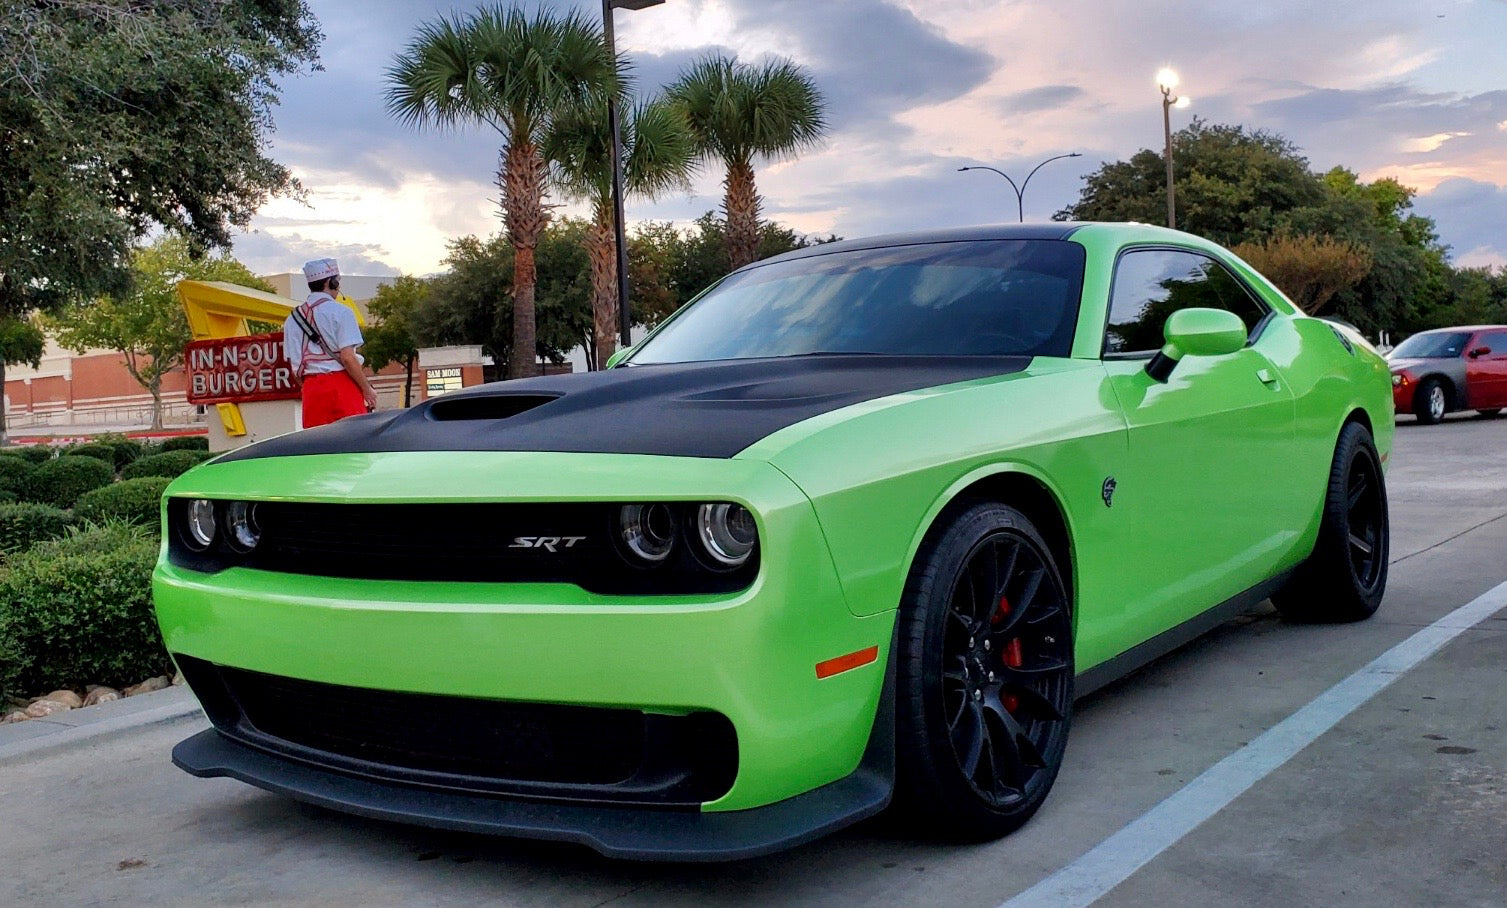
[284,258,379,428]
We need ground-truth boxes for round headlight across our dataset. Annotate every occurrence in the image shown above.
[226,501,261,551]
[619,503,676,563]
[1391,373,1403,386]
[185,499,217,550]
[696,503,758,567]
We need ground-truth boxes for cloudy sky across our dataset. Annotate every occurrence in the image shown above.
[235,0,1507,278]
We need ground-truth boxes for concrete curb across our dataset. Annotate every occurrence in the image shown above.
[0,685,204,763]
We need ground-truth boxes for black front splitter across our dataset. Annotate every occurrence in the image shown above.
[171,729,891,862]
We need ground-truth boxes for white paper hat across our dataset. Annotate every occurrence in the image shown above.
[302,258,340,283]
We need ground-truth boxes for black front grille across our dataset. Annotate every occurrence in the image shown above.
[166,501,758,595]
[177,656,738,805]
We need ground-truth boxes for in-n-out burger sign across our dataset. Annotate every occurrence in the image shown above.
[185,333,298,405]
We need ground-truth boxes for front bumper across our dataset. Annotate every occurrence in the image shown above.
[154,451,898,857]
[1391,379,1413,412]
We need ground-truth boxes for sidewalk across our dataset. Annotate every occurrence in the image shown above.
[0,684,203,762]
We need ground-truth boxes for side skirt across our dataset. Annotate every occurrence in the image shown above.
[1075,569,1295,698]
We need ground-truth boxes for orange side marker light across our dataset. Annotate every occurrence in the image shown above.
[815,646,879,679]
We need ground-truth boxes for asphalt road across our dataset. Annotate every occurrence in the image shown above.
[3,411,1505,907]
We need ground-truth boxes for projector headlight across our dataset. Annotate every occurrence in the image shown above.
[696,503,758,568]
[185,499,217,551]
[618,503,676,563]
[226,501,261,552]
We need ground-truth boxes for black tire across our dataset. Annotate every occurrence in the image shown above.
[893,501,1073,841]
[1477,409,1501,418]
[1272,422,1388,623]
[1413,377,1447,424]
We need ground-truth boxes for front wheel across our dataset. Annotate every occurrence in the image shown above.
[1273,422,1388,622]
[1413,377,1447,424]
[893,502,1073,840]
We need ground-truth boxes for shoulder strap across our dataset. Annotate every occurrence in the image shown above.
[291,302,332,354]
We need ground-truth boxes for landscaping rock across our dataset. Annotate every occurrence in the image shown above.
[82,687,120,707]
[123,676,170,697]
[24,698,71,718]
[172,671,185,686]
[42,689,82,709]
[2,710,28,724]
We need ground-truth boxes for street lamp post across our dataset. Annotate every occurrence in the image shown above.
[602,0,664,352]
[1156,67,1190,230]
[957,153,1083,222]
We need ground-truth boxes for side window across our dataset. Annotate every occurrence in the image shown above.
[1476,331,1507,357]
[1104,249,1270,355]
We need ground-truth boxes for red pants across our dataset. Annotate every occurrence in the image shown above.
[301,371,365,428]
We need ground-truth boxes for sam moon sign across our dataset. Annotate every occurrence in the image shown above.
[185,334,298,405]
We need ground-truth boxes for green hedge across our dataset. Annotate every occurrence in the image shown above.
[65,443,119,466]
[0,503,74,555]
[0,522,167,701]
[0,456,32,496]
[10,446,56,465]
[73,477,172,527]
[121,450,209,480]
[22,456,114,508]
[160,436,209,453]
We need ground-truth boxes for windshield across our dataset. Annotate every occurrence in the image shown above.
[627,240,1086,364]
[1391,331,1470,360]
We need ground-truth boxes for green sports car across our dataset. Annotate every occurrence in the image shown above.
[155,223,1392,860]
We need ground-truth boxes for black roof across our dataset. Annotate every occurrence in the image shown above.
[752,223,1086,269]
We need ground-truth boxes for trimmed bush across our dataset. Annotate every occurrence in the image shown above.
[0,503,74,554]
[22,456,114,508]
[0,456,32,496]
[73,477,172,527]
[65,442,118,465]
[160,435,209,453]
[0,522,167,701]
[121,450,209,480]
[0,491,15,504]
[108,439,143,469]
[14,445,56,465]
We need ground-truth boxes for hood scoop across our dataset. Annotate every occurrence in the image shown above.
[428,394,560,421]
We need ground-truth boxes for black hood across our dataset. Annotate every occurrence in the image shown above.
[217,354,1030,462]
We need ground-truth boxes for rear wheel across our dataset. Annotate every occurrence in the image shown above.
[894,502,1073,840]
[1413,377,1447,424]
[1273,422,1388,623]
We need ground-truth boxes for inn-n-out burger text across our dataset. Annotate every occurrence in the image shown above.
[185,334,298,405]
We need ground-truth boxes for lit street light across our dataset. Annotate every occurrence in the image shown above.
[1156,67,1191,230]
[603,0,665,350]
[957,153,1083,222]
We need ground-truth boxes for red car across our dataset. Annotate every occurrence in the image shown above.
[1389,325,1507,423]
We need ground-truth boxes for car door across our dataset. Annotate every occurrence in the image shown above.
[1099,247,1298,645]
[1465,329,1507,410]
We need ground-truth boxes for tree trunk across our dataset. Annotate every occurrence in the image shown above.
[501,141,549,379]
[149,377,164,431]
[402,354,414,407]
[723,157,763,270]
[588,203,617,371]
[0,354,8,447]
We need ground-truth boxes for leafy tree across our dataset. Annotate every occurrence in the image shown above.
[1232,234,1372,315]
[364,276,429,406]
[546,96,695,369]
[0,1,320,440]
[49,236,273,430]
[415,224,593,376]
[386,5,617,379]
[667,55,826,270]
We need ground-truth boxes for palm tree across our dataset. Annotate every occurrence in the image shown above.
[545,96,694,369]
[385,5,617,378]
[667,54,826,271]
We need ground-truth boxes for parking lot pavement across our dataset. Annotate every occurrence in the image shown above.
[2,415,1505,907]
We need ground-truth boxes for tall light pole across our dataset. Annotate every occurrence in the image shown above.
[957,153,1083,222]
[1156,67,1190,230]
[602,0,664,351]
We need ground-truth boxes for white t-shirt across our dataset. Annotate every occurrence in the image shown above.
[283,292,365,376]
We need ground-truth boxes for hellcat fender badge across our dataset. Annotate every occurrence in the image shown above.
[1101,477,1117,508]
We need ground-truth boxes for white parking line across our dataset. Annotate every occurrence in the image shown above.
[1001,580,1507,908]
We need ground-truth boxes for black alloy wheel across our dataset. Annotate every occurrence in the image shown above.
[895,502,1073,839]
[1273,421,1388,623]
[1414,377,1447,424]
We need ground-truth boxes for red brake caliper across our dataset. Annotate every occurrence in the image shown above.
[992,595,1024,713]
